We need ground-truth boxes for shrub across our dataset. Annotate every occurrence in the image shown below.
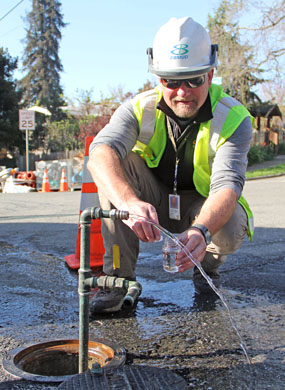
[278,143,285,155]
[248,145,274,166]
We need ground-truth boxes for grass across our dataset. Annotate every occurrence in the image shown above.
[246,164,285,179]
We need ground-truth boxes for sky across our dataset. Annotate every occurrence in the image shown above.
[0,0,221,102]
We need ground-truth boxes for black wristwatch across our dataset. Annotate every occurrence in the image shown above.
[190,223,212,245]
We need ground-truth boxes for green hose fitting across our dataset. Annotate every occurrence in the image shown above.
[85,275,142,307]
[124,280,142,307]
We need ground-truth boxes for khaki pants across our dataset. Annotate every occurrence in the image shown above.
[98,152,248,280]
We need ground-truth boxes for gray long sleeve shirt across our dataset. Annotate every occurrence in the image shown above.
[89,92,252,198]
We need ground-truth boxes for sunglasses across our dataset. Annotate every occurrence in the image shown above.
[161,75,206,89]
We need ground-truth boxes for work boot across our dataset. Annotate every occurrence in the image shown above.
[193,266,220,294]
[89,288,127,314]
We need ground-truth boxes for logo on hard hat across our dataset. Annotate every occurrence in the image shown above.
[171,44,189,55]
[170,44,189,60]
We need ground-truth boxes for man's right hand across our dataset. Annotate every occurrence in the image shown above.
[122,199,161,242]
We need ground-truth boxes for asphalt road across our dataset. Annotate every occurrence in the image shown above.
[0,175,284,389]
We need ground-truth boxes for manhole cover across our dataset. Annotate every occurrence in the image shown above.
[57,365,188,389]
[2,339,125,383]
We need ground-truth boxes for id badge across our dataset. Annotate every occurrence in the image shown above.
[169,194,180,220]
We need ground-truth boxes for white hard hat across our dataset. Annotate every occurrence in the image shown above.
[147,17,218,79]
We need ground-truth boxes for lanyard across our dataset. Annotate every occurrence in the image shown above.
[166,117,194,195]
[173,156,179,195]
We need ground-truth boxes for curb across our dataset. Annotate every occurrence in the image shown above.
[246,173,285,181]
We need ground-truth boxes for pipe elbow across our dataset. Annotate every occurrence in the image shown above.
[80,207,93,224]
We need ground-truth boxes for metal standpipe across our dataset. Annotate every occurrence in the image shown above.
[78,207,142,374]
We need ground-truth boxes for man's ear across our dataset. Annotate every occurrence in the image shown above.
[207,69,214,86]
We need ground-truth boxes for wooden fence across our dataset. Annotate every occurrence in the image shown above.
[251,128,285,149]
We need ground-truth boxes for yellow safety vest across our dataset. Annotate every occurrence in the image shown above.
[132,84,254,240]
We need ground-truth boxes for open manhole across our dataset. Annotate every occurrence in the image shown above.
[2,339,126,383]
[57,365,188,389]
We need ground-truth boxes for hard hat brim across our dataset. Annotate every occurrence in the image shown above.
[147,44,218,79]
[148,64,214,79]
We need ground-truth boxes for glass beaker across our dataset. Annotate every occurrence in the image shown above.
[162,236,180,273]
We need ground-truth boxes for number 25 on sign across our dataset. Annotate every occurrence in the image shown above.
[19,110,35,130]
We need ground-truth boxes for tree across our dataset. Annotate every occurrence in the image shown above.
[214,0,285,106]
[238,0,285,80]
[137,79,158,94]
[65,88,123,143]
[207,0,264,106]
[107,84,133,103]
[0,48,24,156]
[67,88,98,119]
[20,0,66,122]
[43,88,117,151]
[261,79,285,119]
[77,110,115,142]
[70,81,159,142]
[43,79,159,152]
[43,118,81,152]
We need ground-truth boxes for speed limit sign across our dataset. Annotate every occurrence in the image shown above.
[19,110,35,130]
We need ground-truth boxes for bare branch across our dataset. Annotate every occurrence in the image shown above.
[239,15,285,31]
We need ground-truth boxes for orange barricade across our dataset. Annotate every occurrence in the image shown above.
[59,168,69,192]
[41,169,50,192]
[64,136,105,270]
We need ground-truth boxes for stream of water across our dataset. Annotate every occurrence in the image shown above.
[129,213,252,367]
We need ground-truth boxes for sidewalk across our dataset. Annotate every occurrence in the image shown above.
[247,153,285,172]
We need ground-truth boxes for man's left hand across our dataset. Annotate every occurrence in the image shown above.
[175,228,207,272]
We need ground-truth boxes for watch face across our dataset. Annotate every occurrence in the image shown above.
[205,230,211,245]
[201,227,211,245]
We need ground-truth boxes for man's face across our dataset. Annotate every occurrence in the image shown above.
[160,70,214,119]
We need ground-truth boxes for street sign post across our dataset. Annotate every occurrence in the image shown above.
[19,110,36,172]
[19,110,35,130]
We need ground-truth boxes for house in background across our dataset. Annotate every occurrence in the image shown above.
[249,103,283,131]
[249,103,284,150]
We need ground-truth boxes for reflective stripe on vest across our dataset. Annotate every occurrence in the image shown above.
[209,95,245,164]
[136,89,160,144]
[133,87,166,166]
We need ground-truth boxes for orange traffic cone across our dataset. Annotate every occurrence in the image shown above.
[59,168,69,192]
[41,169,50,192]
[64,136,105,270]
